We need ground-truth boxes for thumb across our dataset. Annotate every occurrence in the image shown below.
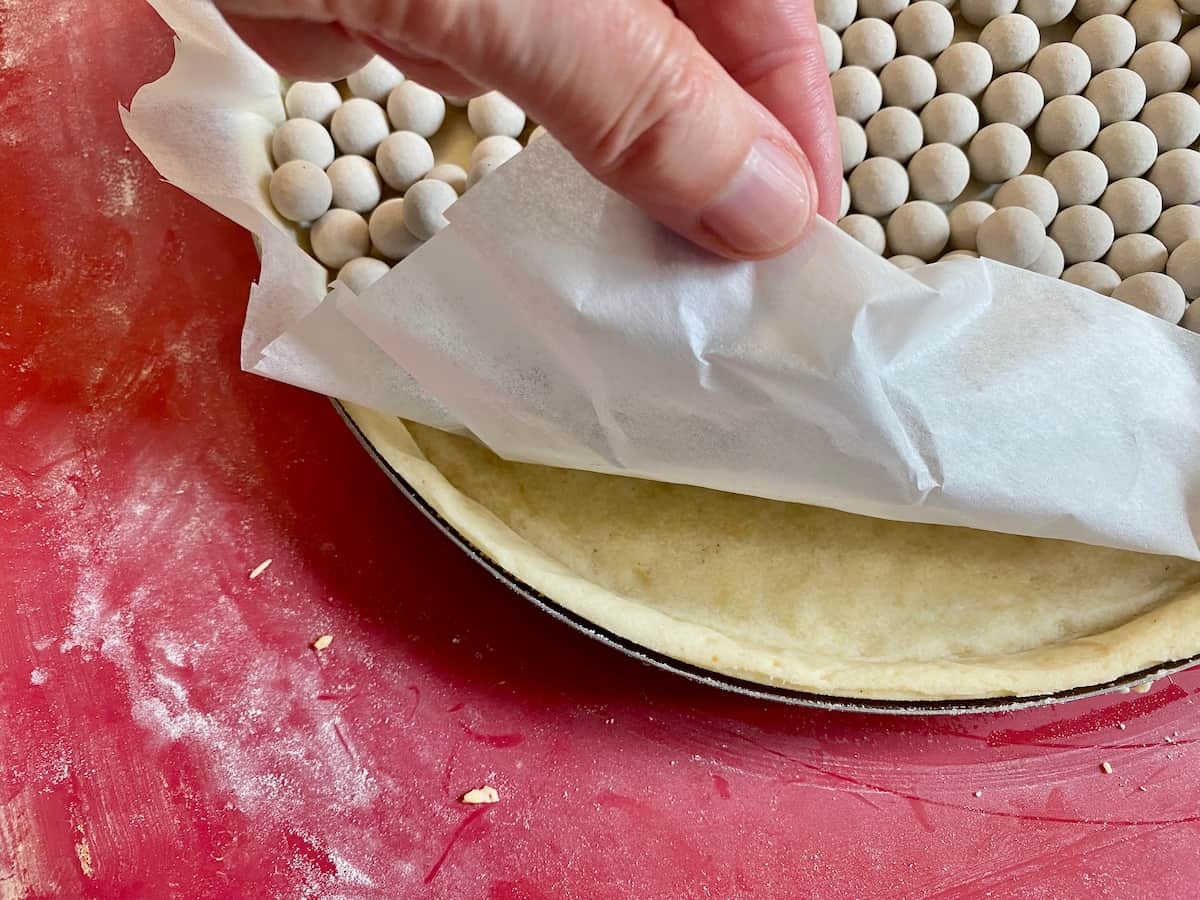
[393,0,820,260]
[217,0,820,259]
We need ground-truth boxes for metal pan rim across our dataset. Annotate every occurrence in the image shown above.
[335,400,1197,716]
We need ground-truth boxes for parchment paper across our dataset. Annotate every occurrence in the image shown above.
[123,0,1200,560]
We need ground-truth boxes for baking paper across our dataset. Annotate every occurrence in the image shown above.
[124,0,1200,560]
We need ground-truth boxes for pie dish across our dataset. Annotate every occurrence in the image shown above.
[340,403,1200,708]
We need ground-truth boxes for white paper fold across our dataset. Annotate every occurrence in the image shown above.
[124,0,1200,560]
[121,0,462,430]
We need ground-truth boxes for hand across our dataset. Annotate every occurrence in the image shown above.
[214,0,841,260]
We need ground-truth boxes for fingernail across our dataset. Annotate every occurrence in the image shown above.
[700,138,815,258]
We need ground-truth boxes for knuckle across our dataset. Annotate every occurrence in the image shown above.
[588,27,712,182]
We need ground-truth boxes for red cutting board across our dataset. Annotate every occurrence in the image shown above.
[2,2,1199,897]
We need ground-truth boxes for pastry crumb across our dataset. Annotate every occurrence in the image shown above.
[1117,723,1126,730]
[973,790,982,798]
[75,836,93,878]
[1138,785,1148,792]
[249,559,273,579]
[460,785,499,805]
[1132,681,1153,694]
[1100,761,1113,774]
[312,634,333,651]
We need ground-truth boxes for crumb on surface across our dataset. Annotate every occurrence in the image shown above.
[312,634,333,651]
[249,559,273,579]
[973,790,982,798]
[460,785,499,805]
[75,836,93,878]
[1133,681,1154,694]
[1117,723,1126,730]
[1100,761,1113,774]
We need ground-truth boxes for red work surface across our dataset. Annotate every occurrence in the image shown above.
[4,3,1200,897]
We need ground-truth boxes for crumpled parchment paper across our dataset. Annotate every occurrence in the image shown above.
[123,0,1200,560]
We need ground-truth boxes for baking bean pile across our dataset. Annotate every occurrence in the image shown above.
[823,0,1200,330]
[268,59,537,294]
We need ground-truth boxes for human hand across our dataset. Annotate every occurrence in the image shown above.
[214,0,841,260]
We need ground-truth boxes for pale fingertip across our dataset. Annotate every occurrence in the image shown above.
[354,33,483,98]
[224,15,373,81]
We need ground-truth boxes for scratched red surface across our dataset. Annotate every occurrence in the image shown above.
[3,2,1200,898]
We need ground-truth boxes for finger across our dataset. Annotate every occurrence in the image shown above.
[215,0,817,258]
[222,14,373,81]
[355,34,481,98]
[219,4,480,99]
[674,0,842,221]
